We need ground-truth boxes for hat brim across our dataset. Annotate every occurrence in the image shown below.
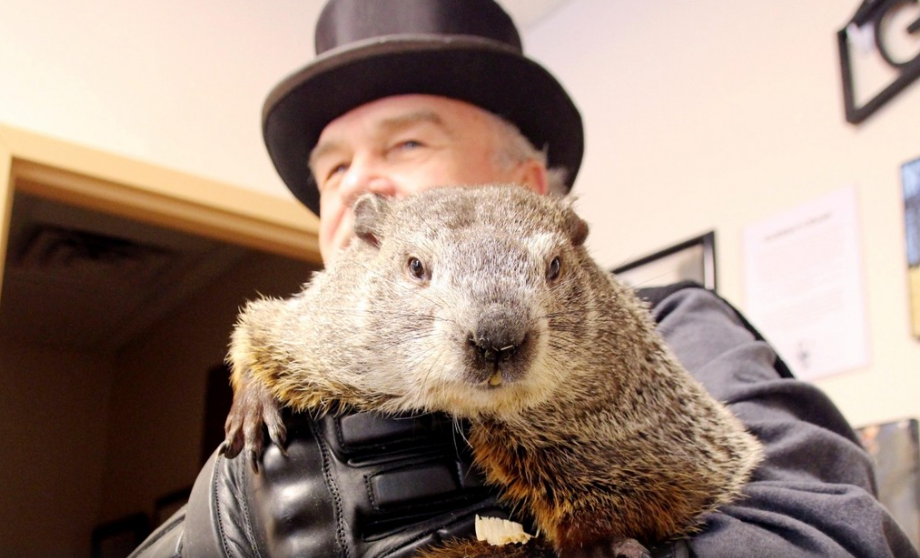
[263,35,583,215]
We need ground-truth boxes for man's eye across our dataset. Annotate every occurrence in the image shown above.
[327,163,348,178]
[395,139,423,150]
[315,163,348,192]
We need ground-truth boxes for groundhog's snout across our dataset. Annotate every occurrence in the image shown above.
[466,303,533,386]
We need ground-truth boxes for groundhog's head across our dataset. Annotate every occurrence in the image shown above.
[343,184,595,418]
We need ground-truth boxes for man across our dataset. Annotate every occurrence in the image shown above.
[132,0,916,556]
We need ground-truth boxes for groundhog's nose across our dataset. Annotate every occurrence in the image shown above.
[469,336,520,364]
[468,305,529,371]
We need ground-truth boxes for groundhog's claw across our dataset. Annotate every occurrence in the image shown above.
[221,374,287,473]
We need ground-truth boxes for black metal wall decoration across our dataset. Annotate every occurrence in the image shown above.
[612,232,716,291]
[838,0,920,123]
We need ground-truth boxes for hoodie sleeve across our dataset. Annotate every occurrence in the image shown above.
[650,287,917,558]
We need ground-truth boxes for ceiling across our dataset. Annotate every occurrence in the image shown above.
[0,190,251,353]
[286,1,573,31]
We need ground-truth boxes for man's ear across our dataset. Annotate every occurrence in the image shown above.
[353,193,388,248]
[513,159,548,196]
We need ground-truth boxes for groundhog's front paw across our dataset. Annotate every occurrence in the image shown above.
[220,374,287,473]
[560,538,651,558]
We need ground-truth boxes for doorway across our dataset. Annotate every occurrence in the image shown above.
[0,125,321,557]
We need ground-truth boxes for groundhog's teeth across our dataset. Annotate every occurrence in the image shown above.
[488,371,503,386]
[475,515,533,546]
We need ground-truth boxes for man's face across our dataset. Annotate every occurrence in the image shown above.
[310,94,548,262]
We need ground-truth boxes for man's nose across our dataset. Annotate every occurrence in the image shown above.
[339,153,397,203]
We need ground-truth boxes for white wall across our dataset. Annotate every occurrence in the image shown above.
[0,0,319,199]
[0,0,561,200]
[525,0,920,428]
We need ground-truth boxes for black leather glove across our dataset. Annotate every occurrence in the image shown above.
[131,408,689,558]
[133,408,513,558]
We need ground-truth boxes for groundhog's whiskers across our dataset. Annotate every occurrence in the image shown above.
[308,305,460,328]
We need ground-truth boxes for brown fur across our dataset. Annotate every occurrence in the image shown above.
[417,538,556,558]
[223,184,763,557]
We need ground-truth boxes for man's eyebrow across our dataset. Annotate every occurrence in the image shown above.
[309,110,452,169]
[309,140,343,170]
[377,110,449,134]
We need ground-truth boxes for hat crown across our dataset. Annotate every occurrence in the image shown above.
[315,0,522,55]
[264,0,583,215]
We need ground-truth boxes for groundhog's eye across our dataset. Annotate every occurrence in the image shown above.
[547,256,562,283]
[407,257,429,281]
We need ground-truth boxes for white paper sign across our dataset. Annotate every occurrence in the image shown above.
[743,186,870,381]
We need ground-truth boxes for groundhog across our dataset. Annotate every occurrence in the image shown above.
[222,184,763,558]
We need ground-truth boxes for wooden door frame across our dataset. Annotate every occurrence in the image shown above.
[0,123,322,306]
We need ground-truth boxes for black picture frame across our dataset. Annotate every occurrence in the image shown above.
[837,0,920,124]
[612,232,717,291]
[91,513,149,558]
[854,419,920,549]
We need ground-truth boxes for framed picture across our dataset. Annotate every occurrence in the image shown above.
[612,232,716,291]
[903,156,920,337]
[91,513,149,558]
[855,419,920,549]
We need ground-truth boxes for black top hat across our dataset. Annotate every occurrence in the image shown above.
[263,0,584,215]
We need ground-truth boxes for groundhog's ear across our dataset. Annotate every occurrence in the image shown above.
[560,198,589,247]
[566,212,589,247]
[353,194,389,248]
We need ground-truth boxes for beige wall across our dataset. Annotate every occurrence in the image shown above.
[0,0,308,201]
[525,0,920,427]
